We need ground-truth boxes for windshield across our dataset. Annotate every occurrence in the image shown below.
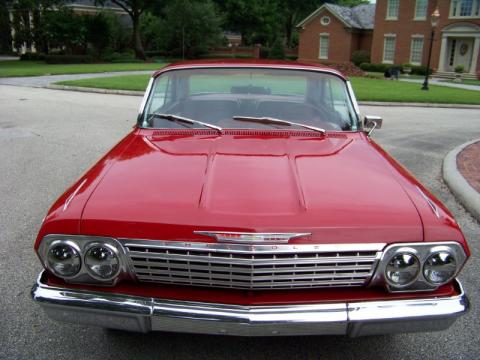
[142,68,358,131]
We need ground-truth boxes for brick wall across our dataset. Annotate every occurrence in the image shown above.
[372,0,480,71]
[298,9,355,63]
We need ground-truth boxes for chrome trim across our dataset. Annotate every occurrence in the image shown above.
[416,186,441,218]
[119,239,384,290]
[138,77,154,123]
[63,179,87,211]
[370,242,467,292]
[193,231,312,244]
[38,235,133,286]
[346,80,360,122]
[32,271,468,336]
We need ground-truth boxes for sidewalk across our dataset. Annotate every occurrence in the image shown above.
[443,139,480,222]
[400,78,480,91]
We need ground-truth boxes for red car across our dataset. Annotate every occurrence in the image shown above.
[32,60,469,336]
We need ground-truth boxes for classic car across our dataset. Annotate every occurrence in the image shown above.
[32,60,469,337]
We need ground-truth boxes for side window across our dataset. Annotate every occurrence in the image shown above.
[325,77,356,129]
[146,76,170,114]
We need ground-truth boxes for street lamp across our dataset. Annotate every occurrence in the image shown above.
[422,8,440,90]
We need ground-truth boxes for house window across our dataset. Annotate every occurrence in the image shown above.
[387,0,400,19]
[383,35,396,63]
[319,34,329,59]
[415,0,428,19]
[321,16,331,25]
[410,37,424,65]
[450,0,480,17]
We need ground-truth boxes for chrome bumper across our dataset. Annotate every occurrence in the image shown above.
[32,271,468,337]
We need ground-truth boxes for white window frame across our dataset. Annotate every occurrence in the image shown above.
[386,0,400,20]
[414,0,428,20]
[450,0,480,18]
[382,34,396,64]
[319,33,329,60]
[410,35,424,65]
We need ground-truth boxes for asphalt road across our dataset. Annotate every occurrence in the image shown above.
[0,85,479,360]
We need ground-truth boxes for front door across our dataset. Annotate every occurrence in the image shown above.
[449,38,474,72]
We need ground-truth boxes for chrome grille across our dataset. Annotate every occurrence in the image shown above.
[120,240,383,290]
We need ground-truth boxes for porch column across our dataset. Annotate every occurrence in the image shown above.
[470,36,480,75]
[438,36,448,72]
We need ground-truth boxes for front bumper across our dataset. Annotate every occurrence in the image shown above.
[32,271,468,337]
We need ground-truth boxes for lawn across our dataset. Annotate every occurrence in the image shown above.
[0,60,165,77]
[55,74,480,105]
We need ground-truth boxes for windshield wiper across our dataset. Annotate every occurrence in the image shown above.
[150,113,222,133]
[232,116,326,135]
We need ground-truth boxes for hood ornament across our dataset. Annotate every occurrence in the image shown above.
[194,231,311,244]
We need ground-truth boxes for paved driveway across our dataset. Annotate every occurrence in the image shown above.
[0,85,479,360]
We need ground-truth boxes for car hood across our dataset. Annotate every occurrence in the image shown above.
[80,130,423,244]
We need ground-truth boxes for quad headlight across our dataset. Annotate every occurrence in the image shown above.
[385,253,420,286]
[372,242,467,292]
[84,244,120,280]
[423,251,457,285]
[38,235,127,285]
[47,241,81,277]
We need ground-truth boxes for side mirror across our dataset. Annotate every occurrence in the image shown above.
[364,115,383,135]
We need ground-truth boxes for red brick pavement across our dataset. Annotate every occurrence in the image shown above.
[457,141,480,193]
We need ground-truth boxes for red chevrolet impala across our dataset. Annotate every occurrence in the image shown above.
[32,60,469,336]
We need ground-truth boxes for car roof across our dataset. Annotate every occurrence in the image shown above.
[153,59,346,80]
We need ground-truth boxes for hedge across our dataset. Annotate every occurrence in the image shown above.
[20,52,46,61]
[44,55,94,64]
[360,62,432,75]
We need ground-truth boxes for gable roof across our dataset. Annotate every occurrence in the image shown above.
[297,3,375,30]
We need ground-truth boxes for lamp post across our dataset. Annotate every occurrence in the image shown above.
[422,8,440,90]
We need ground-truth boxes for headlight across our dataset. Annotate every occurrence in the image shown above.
[47,242,81,277]
[423,252,457,285]
[385,253,420,286]
[84,244,120,280]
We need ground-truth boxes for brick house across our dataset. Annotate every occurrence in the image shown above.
[298,1,480,78]
[297,3,375,64]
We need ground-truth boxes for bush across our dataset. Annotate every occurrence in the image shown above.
[259,46,269,59]
[411,65,431,75]
[454,65,464,73]
[351,50,370,66]
[268,38,285,59]
[102,51,136,63]
[20,52,45,61]
[359,63,390,73]
[44,54,93,64]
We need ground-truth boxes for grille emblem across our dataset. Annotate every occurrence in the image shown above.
[194,231,311,244]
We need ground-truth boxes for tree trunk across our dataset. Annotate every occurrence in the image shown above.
[285,13,293,49]
[132,12,145,60]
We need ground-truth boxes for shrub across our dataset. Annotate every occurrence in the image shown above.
[102,51,136,63]
[454,65,464,73]
[321,61,365,77]
[411,65,431,75]
[351,50,370,66]
[359,63,390,73]
[20,52,45,61]
[268,38,285,60]
[44,54,93,64]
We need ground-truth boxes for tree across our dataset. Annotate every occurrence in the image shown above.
[0,0,12,53]
[85,12,111,58]
[96,0,155,60]
[160,0,222,58]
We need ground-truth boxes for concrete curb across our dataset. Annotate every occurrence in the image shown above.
[46,84,144,96]
[443,138,480,222]
[358,101,480,109]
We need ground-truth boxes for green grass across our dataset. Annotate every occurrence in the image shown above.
[57,74,151,91]
[55,74,480,105]
[350,77,480,104]
[0,60,165,77]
